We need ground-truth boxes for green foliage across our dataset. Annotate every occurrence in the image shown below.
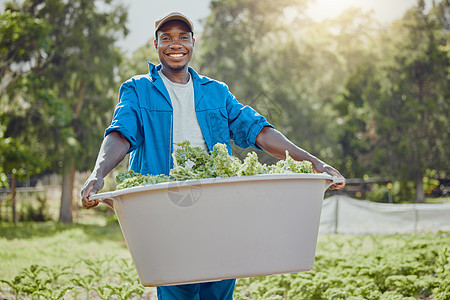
[0,221,150,298]
[0,258,144,300]
[199,0,337,163]
[238,151,267,176]
[119,40,159,81]
[172,140,215,179]
[0,125,47,187]
[209,143,242,177]
[116,173,171,190]
[1,222,449,299]
[268,152,314,174]
[1,0,448,212]
[0,0,129,221]
[423,169,441,195]
[367,181,416,203]
[329,1,450,202]
[0,6,51,79]
[18,194,51,222]
[234,232,450,300]
[115,141,314,189]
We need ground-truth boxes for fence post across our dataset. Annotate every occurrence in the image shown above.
[334,197,339,234]
[414,204,418,233]
[11,175,17,223]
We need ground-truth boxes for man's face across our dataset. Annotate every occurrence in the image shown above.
[154,20,195,73]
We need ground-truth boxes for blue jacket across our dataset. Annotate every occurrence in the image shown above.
[105,62,272,176]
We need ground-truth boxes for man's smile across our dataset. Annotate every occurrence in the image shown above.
[167,53,186,58]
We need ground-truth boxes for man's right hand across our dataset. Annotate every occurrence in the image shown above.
[79,131,130,209]
[81,175,104,209]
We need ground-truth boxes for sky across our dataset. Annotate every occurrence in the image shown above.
[113,0,427,54]
[1,0,428,54]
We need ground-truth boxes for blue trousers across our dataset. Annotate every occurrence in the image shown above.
[156,279,236,300]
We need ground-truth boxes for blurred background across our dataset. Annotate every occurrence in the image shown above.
[0,0,449,224]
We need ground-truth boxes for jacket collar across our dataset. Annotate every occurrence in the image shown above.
[147,62,212,108]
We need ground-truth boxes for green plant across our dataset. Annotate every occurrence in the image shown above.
[2,223,449,299]
[116,141,314,189]
[423,169,441,195]
[234,232,450,299]
[367,180,416,203]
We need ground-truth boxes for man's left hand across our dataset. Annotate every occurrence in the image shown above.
[312,162,346,190]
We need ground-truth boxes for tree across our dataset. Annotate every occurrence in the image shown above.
[334,61,379,178]
[359,0,449,202]
[198,0,382,172]
[326,8,381,178]
[0,4,53,221]
[279,7,379,169]
[0,7,50,95]
[39,0,128,222]
[0,0,128,222]
[119,40,159,82]
[198,0,349,164]
[0,125,47,222]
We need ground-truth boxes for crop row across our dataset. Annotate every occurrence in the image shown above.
[0,256,150,300]
[1,232,449,299]
[234,232,450,299]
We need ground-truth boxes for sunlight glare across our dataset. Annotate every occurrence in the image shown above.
[306,0,425,23]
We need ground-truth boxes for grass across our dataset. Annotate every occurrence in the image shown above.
[0,213,159,299]
[425,196,450,204]
[0,218,129,281]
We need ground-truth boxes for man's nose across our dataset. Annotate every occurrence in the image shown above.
[169,38,183,47]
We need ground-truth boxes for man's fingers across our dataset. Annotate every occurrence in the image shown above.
[328,181,346,190]
[81,183,100,209]
[82,198,100,209]
[327,168,343,179]
[324,167,346,190]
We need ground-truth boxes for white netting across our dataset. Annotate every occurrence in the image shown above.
[319,195,450,234]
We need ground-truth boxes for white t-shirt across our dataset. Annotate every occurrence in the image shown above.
[158,70,208,151]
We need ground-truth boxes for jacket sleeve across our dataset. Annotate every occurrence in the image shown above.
[104,79,144,153]
[225,88,273,150]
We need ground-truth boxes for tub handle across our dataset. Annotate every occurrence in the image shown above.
[89,194,121,210]
[326,177,346,190]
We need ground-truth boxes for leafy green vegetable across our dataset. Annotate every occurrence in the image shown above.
[268,150,314,174]
[116,173,171,190]
[0,256,146,300]
[234,232,450,300]
[115,141,314,189]
[1,228,449,299]
[209,143,242,178]
[238,151,267,176]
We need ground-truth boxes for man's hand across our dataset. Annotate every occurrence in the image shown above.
[312,161,346,190]
[256,127,346,190]
[81,174,104,209]
[80,131,130,209]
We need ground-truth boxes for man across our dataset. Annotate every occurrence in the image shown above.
[81,12,345,300]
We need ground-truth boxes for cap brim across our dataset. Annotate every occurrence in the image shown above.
[155,14,194,36]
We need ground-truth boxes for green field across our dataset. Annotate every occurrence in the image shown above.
[1,219,449,300]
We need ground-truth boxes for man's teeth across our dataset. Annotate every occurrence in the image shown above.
[169,54,183,57]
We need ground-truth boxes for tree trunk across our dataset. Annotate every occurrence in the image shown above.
[416,175,425,203]
[11,174,17,223]
[59,160,75,223]
[59,82,84,223]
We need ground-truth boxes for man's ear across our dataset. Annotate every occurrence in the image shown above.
[153,39,158,49]
[192,37,195,47]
